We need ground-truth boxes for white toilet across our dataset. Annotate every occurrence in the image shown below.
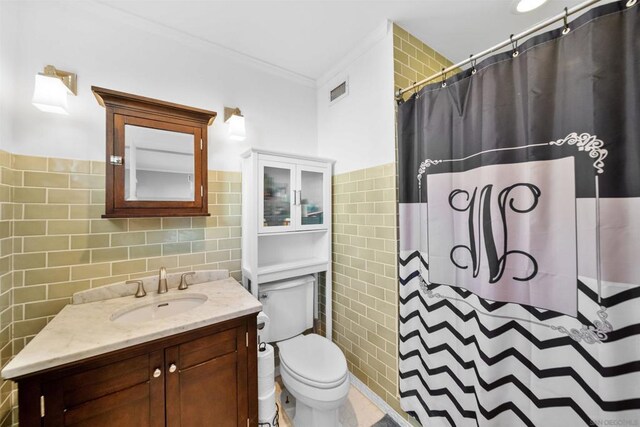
[259,275,349,427]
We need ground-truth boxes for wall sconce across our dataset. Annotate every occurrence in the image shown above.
[224,107,246,141]
[32,65,77,115]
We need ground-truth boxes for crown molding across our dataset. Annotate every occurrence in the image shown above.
[83,1,316,88]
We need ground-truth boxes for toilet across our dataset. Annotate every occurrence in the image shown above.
[259,275,349,427]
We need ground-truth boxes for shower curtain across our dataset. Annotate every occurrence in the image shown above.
[397,1,639,426]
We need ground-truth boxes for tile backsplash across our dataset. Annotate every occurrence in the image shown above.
[0,150,242,425]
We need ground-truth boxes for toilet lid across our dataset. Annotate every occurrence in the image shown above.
[278,334,348,386]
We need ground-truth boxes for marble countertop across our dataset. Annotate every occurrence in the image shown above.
[2,276,261,379]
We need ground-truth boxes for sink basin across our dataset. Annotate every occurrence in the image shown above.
[111,293,208,323]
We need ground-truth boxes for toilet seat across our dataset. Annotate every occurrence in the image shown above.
[278,334,348,389]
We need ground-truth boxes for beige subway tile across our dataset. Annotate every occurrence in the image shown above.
[70,234,110,250]
[91,219,128,233]
[69,205,104,219]
[23,236,69,253]
[229,182,241,193]
[163,242,191,256]
[130,218,161,231]
[12,155,47,171]
[23,204,69,220]
[111,232,145,247]
[209,182,229,192]
[48,250,91,267]
[91,189,105,204]
[24,266,70,285]
[23,171,68,188]
[206,250,230,263]
[218,216,240,227]
[148,256,178,271]
[215,171,241,183]
[69,174,103,189]
[91,161,106,175]
[216,193,240,204]
[13,187,46,203]
[178,229,204,242]
[129,244,162,259]
[48,280,91,299]
[14,286,46,304]
[205,228,229,239]
[147,230,177,244]
[48,220,90,235]
[209,205,229,216]
[162,218,191,230]
[91,275,128,288]
[48,157,91,174]
[24,298,69,319]
[178,253,206,267]
[14,220,46,236]
[112,259,146,275]
[191,217,207,228]
[71,263,111,281]
[48,188,91,204]
[92,247,128,263]
[13,318,47,338]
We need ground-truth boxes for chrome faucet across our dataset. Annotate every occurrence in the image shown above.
[158,267,168,294]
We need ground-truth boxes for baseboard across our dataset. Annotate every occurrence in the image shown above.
[349,373,411,427]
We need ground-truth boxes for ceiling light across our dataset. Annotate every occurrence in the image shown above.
[224,107,246,141]
[32,65,77,115]
[513,0,548,13]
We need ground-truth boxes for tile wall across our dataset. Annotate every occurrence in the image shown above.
[329,24,456,423]
[0,151,242,425]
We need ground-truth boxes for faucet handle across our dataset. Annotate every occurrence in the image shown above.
[127,280,146,298]
[178,272,196,290]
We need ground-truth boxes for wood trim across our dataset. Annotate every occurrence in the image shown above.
[92,86,217,126]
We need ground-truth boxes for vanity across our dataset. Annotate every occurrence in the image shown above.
[1,270,261,427]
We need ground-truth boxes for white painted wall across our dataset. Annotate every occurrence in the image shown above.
[316,21,395,174]
[0,1,317,171]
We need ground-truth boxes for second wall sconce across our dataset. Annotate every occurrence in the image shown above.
[32,65,77,115]
[224,107,246,141]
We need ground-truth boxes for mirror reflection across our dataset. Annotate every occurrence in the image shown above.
[124,125,195,201]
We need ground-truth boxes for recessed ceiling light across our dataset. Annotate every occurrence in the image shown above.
[513,0,549,13]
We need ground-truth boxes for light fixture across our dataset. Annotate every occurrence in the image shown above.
[224,107,246,141]
[512,0,548,13]
[32,65,77,114]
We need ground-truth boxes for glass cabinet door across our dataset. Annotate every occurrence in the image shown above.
[259,161,295,233]
[297,166,327,230]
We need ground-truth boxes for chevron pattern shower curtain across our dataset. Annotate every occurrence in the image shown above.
[397,1,639,426]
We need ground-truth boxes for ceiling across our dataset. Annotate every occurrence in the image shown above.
[98,0,598,82]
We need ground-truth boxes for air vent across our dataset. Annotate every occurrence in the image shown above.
[329,80,348,103]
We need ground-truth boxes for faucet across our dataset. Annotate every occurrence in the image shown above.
[158,267,168,294]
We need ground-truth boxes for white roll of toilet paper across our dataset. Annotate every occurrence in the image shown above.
[258,386,276,422]
[257,311,270,343]
[258,343,275,395]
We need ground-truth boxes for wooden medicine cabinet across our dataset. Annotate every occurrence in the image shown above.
[92,87,217,217]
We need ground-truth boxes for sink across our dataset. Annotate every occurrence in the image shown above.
[111,293,208,323]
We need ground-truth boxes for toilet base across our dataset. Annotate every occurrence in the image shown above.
[293,400,342,427]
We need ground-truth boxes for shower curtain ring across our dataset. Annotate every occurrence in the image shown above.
[441,68,447,88]
[469,55,477,75]
[510,34,519,57]
[626,0,636,7]
[562,7,571,34]
[413,82,419,98]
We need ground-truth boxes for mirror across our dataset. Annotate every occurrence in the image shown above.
[124,125,195,201]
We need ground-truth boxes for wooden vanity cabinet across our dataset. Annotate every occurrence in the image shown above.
[15,315,258,427]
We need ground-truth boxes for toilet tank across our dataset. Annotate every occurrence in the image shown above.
[258,275,314,342]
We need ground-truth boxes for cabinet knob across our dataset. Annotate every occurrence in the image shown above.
[169,363,177,373]
[153,368,162,378]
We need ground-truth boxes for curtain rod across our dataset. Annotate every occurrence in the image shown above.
[395,0,607,99]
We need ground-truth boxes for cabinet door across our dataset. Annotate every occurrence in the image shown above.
[258,160,296,233]
[42,351,164,427]
[295,165,329,230]
[165,326,248,427]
